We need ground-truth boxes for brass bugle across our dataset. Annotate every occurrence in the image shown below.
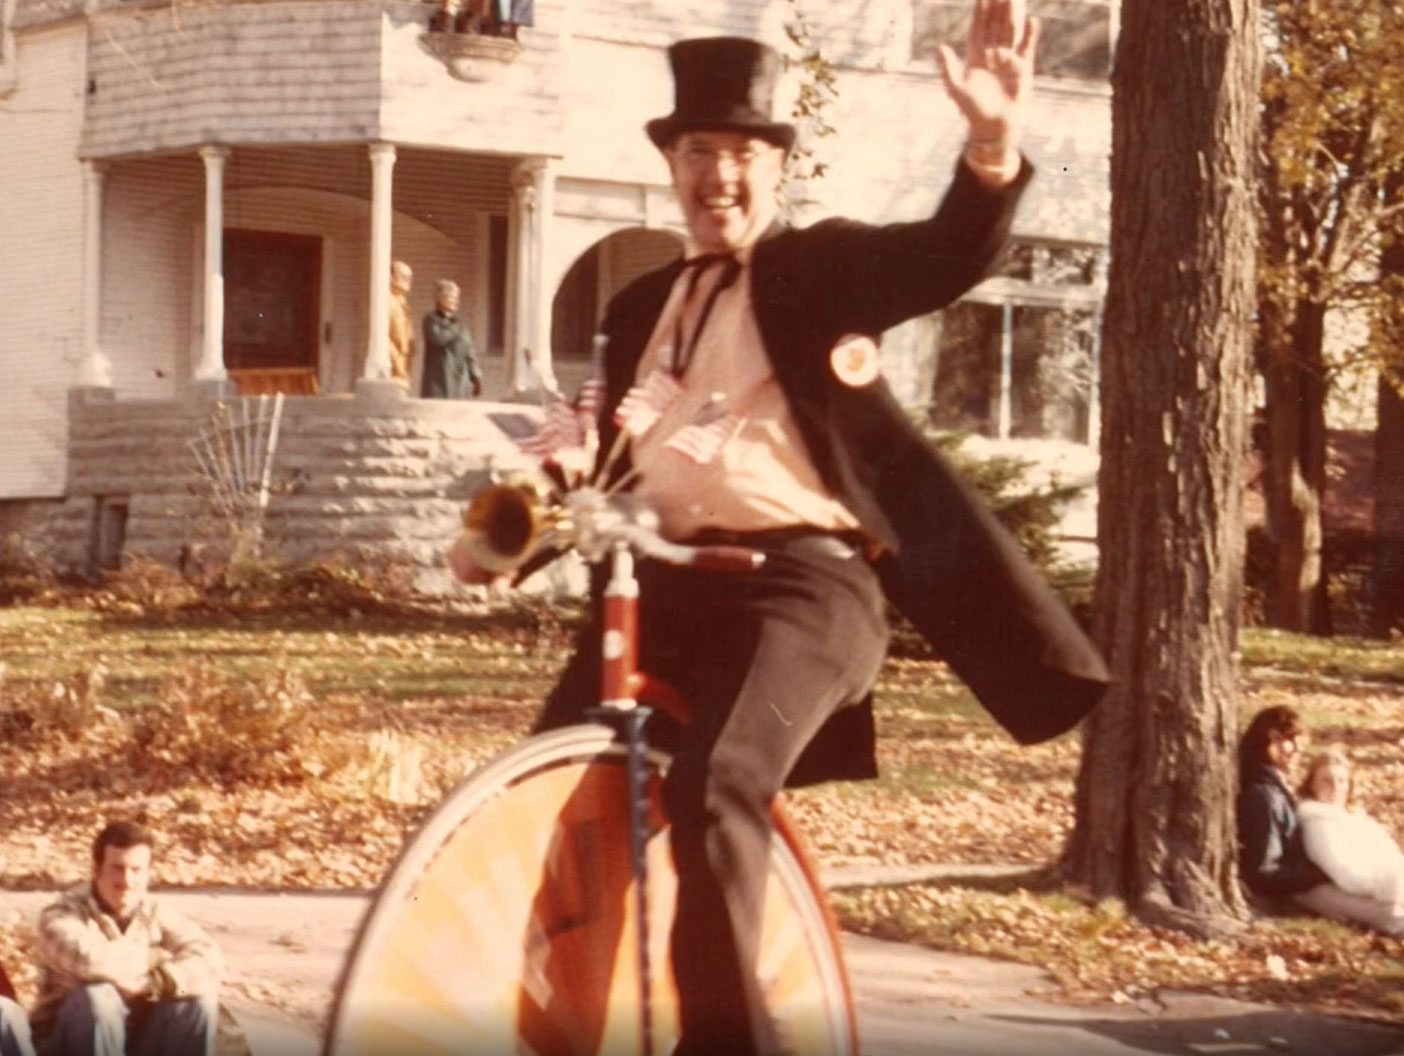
[458,482,549,574]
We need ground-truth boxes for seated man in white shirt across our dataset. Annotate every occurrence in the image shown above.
[32,821,222,1056]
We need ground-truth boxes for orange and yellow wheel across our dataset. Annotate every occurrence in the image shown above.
[325,723,856,1056]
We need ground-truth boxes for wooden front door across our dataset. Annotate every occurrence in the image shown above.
[224,229,322,395]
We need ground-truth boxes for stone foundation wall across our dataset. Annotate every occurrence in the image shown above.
[59,384,545,595]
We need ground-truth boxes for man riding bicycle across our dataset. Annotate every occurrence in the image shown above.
[451,4,1110,1053]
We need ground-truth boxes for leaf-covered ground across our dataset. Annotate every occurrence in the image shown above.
[2,601,1402,1025]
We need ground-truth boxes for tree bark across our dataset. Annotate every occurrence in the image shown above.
[1375,376,1404,636]
[1374,205,1404,636]
[1260,300,1330,634]
[1063,0,1258,936]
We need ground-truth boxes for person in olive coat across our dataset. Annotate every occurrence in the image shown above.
[420,279,483,399]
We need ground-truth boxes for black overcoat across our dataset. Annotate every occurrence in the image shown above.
[568,158,1110,785]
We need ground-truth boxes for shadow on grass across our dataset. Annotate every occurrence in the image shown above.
[834,864,1060,897]
[86,600,588,641]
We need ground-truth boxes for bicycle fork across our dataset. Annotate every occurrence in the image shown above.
[590,543,656,1056]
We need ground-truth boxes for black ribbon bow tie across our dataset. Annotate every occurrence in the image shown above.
[681,251,738,271]
[670,253,743,377]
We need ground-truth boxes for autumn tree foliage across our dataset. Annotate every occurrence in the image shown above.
[1255,0,1404,633]
[1063,0,1260,935]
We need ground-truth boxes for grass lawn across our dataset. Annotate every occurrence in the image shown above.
[1,593,1402,1024]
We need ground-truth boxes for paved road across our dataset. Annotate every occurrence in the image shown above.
[4,888,1403,1056]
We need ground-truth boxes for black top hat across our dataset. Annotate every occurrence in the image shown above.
[645,37,796,152]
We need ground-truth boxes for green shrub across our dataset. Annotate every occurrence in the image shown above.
[923,429,1088,574]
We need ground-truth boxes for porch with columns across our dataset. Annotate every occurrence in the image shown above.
[75,140,564,406]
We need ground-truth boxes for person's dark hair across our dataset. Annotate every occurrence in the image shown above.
[1238,705,1302,787]
[92,820,154,865]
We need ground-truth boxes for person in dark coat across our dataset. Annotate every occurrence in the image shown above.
[1237,705,1329,903]
[451,7,1109,1054]
[1238,707,1404,934]
[420,279,483,399]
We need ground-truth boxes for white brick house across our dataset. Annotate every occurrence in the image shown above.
[0,0,1112,588]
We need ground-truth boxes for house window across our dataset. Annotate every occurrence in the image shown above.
[1001,242,1102,286]
[911,0,1113,80]
[930,302,1002,436]
[89,496,129,571]
[930,240,1104,444]
[1010,304,1096,442]
[488,214,508,351]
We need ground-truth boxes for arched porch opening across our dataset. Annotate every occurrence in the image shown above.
[549,226,683,395]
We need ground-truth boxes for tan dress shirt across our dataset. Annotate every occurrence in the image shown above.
[630,249,860,541]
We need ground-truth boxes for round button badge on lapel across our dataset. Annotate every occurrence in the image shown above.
[828,335,880,387]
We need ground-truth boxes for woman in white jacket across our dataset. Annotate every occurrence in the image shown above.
[1294,749,1404,932]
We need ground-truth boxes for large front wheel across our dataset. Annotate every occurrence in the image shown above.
[324,723,857,1056]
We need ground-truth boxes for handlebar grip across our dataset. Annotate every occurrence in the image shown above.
[687,546,766,573]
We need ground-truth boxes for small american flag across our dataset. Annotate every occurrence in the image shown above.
[614,369,684,437]
[516,396,584,458]
[663,397,744,464]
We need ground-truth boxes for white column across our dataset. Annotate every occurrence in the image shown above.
[508,157,557,395]
[503,194,523,391]
[362,142,397,382]
[76,160,112,388]
[531,158,557,395]
[196,145,230,383]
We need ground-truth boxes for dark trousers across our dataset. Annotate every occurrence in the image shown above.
[538,533,889,1056]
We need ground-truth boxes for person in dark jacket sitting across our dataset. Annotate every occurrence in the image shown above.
[1237,705,1329,903]
[1239,705,1404,935]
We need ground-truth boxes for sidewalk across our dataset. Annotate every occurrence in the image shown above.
[3,882,1403,1056]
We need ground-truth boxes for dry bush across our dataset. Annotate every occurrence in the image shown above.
[181,553,425,619]
[0,919,39,1006]
[126,664,363,789]
[0,664,120,748]
[82,554,202,616]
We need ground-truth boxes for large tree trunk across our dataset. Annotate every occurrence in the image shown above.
[1063,0,1258,937]
[1376,375,1404,635]
[1374,207,1404,636]
[1260,300,1331,633]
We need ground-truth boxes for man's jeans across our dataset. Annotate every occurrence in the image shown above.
[0,997,36,1056]
[38,985,215,1056]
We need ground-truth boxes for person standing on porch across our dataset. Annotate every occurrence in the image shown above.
[421,279,483,399]
[388,260,415,387]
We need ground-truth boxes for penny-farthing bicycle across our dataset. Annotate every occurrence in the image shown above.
[324,480,858,1056]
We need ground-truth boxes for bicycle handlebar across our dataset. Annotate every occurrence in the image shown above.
[629,531,766,573]
[576,497,765,572]
[467,483,763,574]
[684,545,768,573]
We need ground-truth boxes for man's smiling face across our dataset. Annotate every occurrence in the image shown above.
[664,130,787,254]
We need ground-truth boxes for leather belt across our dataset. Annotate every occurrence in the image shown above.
[685,526,868,561]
